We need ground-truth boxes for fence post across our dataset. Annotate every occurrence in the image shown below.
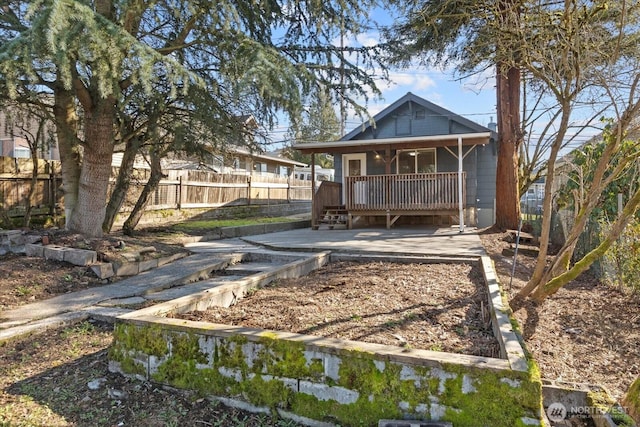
[177,176,182,209]
[287,175,291,203]
[247,175,251,205]
[48,163,54,216]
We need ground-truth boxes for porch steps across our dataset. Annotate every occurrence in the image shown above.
[318,205,348,230]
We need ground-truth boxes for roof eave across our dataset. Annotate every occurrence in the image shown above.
[293,132,493,154]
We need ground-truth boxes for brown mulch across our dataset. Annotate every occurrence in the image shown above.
[478,226,640,400]
[174,261,501,358]
[0,253,107,311]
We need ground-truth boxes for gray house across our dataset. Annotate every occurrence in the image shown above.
[294,92,498,230]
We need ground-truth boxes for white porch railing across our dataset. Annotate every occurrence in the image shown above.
[344,172,466,211]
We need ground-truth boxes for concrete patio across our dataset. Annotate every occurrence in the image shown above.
[185,225,487,258]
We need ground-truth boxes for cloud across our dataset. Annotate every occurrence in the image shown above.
[387,72,437,91]
[355,33,379,47]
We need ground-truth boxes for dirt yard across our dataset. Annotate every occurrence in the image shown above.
[175,261,500,357]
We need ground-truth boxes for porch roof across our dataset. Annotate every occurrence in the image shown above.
[293,132,493,154]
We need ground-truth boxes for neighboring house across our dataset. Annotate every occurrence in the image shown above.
[113,148,306,178]
[521,178,545,214]
[293,166,335,183]
[0,109,59,160]
[222,147,306,177]
[294,92,498,230]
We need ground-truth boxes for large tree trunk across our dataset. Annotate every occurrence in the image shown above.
[494,62,522,230]
[103,136,142,233]
[122,147,164,235]
[68,99,116,237]
[53,87,81,229]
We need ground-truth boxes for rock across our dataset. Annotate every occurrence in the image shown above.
[108,388,129,400]
[90,262,115,280]
[87,378,107,390]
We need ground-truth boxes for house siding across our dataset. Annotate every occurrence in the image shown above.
[328,93,497,227]
[352,101,479,140]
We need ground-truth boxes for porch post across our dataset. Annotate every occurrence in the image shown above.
[311,154,316,229]
[458,136,465,232]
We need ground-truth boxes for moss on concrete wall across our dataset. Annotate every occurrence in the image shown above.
[110,322,543,426]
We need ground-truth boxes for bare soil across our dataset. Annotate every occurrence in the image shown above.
[175,261,500,357]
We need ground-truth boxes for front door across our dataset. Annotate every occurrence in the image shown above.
[342,153,367,205]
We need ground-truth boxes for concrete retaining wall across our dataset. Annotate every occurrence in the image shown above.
[109,255,543,427]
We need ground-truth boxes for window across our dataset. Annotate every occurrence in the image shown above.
[13,147,31,159]
[414,109,425,120]
[397,149,436,174]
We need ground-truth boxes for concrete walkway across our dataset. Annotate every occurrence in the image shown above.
[1,224,486,341]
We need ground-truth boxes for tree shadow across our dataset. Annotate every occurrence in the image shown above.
[509,295,541,340]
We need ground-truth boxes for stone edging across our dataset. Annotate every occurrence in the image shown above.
[24,243,189,279]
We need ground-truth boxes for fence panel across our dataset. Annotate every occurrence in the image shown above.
[0,157,312,218]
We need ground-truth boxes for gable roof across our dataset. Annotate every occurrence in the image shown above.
[341,92,493,141]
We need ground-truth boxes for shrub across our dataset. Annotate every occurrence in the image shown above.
[602,218,640,294]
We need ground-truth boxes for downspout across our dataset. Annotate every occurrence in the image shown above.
[458,136,465,232]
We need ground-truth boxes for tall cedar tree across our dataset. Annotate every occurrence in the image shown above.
[0,0,384,237]
[385,0,524,230]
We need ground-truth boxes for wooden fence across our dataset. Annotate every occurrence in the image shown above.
[0,157,312,217]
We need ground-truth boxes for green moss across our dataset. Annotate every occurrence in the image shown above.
[111,325,543,427]
[245,375,292,408]
[216,335,249,375]
[113,322,168,357]
[587,389,615,408]
[118,354,146,376]
[624,376,640,422]
[290,392,402,426]
[170,332,208,364]
[608,407,636,427]
[433,363,541,427]
[252,334,324,380]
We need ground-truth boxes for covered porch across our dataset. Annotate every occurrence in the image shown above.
[294,132,492,231]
